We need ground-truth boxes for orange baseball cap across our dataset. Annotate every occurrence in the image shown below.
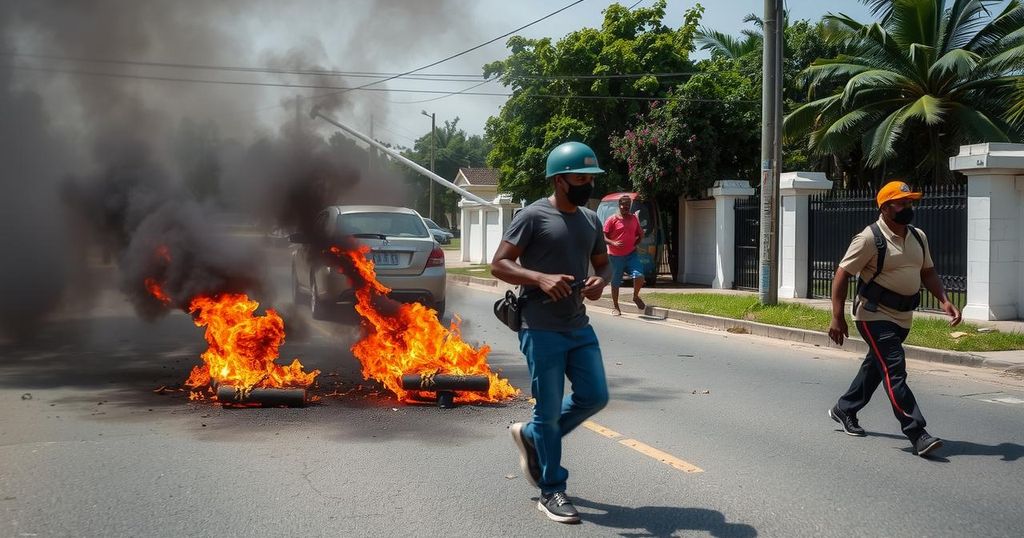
[876,180,922,208]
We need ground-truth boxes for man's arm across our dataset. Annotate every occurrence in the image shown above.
[490,240,574,301]
[921,266,962,326]
[603,217,623,247]
[828,267,851,345]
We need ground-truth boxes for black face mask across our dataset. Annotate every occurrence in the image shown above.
[561,179,594,207]
[893,206,914,225]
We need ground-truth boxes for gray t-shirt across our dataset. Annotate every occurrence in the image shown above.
[502,198,607,331]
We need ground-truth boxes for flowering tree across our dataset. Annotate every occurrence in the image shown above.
[610,58,760,198]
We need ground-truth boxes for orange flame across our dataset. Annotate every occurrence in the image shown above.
[331,245,518,404]
[145,278,172,305]
[142,246,318,393]
[185,293,319,390]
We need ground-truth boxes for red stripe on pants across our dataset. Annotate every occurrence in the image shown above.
[859,321,911,418]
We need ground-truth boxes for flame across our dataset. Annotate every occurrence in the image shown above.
[185,293,319,390]
[330,245,518,404]
[142,246,318,394]
[145,278,172,305]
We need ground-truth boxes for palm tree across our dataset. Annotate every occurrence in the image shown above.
[695,13,787,59]
[784,0,1024,185]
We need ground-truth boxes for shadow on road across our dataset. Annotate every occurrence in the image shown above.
[571,497,758,538]
[868,432,1024,462]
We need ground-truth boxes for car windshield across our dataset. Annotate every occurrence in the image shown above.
[337,212,429,238]
[597,198,655,236]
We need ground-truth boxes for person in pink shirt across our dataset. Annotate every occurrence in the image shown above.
[602,194,645,316]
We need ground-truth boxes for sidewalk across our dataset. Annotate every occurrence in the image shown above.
[444,258,1024,372]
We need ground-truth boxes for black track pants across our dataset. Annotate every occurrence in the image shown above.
[837,320,927,441]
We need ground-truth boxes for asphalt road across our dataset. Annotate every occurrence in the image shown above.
[2,245,1023,537]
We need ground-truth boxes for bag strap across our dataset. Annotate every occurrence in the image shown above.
[867,222,887,284]
[907,224,925,265]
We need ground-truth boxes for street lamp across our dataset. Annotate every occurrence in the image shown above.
[421,110,436,220]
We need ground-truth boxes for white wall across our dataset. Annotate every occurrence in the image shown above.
[1019,176,1024,319]
[485,210,501,263]
[683,200,716,285]
[468,211,483,263]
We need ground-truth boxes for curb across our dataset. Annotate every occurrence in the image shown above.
[447,274,1000,370]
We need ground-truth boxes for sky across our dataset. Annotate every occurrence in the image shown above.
[346,0,876,147]
[3,1,876,149]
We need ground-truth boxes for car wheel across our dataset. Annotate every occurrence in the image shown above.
[434,300,445,319]
[310,273,328,320]
[292,265,307,305]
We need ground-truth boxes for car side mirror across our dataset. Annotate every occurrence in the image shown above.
[288,232,309,244]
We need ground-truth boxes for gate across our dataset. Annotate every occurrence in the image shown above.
[807,185,967,312]
[733,196,760,290]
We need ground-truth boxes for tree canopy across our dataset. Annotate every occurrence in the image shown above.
[483,1,703,202]
[784,0,1024,185]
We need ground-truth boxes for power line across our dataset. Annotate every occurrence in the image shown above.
[8,63,758,104]
[3,52,701,82]
[308,0,587,103]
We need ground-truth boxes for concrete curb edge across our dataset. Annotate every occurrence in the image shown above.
[447,274,997,370]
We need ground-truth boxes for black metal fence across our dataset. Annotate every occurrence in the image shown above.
[807,185,967,312]
[734,196,761,290]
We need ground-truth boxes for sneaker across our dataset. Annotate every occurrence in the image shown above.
[913,433,943,457]
[828,405,866,436]
[510,422,541,487]
[537,492,580,524]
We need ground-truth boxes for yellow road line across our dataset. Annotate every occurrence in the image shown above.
[583,420,704,474]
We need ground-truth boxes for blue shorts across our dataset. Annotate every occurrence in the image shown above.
[609,251,644,286]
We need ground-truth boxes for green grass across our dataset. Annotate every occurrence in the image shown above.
[645,293,1024,352]
[441,238,460,251]
[447,264,492,279]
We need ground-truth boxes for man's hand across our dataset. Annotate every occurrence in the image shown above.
[581,275,606,301]
[607,238,623,247]
[941,300,962,327]
[829,315,849,345]
[537,273,575,301]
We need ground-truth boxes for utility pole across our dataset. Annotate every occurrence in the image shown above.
[421,110,436,220]
[758,0,783,305]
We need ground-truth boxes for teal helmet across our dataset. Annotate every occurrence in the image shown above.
[544,141,605,178]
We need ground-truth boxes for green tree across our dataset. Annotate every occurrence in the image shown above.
[484,1,703,202]
[609,58,761,199]
[784,0,1024,186]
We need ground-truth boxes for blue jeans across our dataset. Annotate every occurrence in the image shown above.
[518,326,609,494]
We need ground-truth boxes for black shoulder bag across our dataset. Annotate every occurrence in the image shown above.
[494,289,523,332]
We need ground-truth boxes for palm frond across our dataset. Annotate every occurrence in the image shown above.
[783,94,842,141]
[929,48,982,82]
[866,105,912,167]
[840,70,918,107]
[948,102,1014,141]
[887,0,940,48]
[966,0,1024,52]
[943,0,996,52]
[903,94,948,126]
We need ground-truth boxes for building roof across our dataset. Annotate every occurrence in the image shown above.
[457,167,499,186]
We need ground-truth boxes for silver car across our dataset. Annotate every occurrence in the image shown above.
[291,206,446,319]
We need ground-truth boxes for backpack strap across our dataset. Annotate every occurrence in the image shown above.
[907,224,925,264]
[867,222,887,284]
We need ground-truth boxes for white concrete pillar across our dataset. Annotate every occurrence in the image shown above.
[777,172,833,298]
[950,143,1024,320]
[676,196,687,283]
[707,180,755,289]
[457,199,477,262]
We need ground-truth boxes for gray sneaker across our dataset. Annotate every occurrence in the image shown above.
[913,433,943,457]
[537,492,580,524]
[510,422,541,487]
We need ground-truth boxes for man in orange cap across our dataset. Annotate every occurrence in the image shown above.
[826,180,961,457]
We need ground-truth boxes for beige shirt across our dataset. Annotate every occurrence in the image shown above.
[838,217,934,329]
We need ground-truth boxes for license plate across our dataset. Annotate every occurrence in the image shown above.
[372,251,399,266]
